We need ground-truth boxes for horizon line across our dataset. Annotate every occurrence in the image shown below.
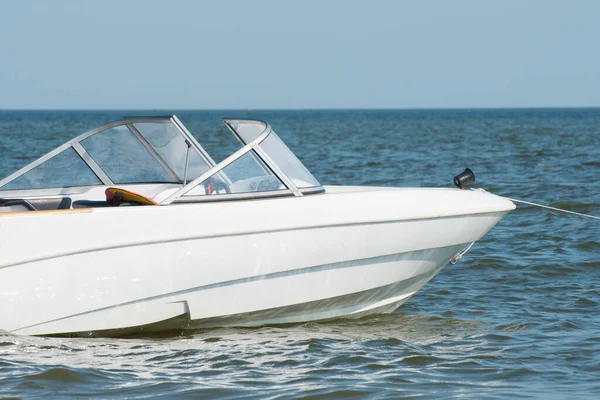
[1,105,600,112]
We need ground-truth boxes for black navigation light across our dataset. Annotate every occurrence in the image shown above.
[454,168,475,189]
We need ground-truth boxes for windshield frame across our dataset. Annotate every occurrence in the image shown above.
[160,119,325,204]
[0,116,216,192]
[0,116,324,202]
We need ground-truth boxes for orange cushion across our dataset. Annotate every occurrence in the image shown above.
[105,188,158,205]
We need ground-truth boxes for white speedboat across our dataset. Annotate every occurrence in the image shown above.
[0,116,515,336]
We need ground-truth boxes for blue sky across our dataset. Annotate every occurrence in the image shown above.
[1,0,599,109]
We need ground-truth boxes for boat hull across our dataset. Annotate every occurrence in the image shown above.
[0,187,514,336]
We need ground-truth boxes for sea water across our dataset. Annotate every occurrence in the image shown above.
[1,109,599,399]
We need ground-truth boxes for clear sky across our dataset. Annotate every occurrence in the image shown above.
[1,0,599,109]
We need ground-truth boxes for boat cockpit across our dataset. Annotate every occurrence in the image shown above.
[0,116,324,212]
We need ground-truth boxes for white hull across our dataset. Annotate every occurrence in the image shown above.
[0,186,514,336]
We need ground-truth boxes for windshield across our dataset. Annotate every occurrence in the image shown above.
[0,147,102,190]
[226,120,321,188]
[80,123,211,184]
[0,119,213,190]
[162,119,323,203]
[0,116,323,202]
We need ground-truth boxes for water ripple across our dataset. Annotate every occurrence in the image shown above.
[1,109,600,398]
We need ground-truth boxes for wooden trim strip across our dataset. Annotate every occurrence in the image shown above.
[0,208,93,217]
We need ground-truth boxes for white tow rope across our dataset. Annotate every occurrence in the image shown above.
[503,197,600,221]
[472,188,600,221]
[450,187,598,266]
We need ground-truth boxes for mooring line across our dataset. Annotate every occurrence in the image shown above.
[503,197,600,221]
[470,188,600,221]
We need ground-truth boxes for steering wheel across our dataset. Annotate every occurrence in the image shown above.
[205,178,231,195]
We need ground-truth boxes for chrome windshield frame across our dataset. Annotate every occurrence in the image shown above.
[0,116,216,192]
[0,116,325,202]
[160,120,304,204]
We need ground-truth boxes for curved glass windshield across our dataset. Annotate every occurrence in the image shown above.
[0,116,323,201]
[80,122,212,185]
[167,119,322,202]
[1,148,101,190]
[259,131,321,188]
[227,120,267,144]
[133,123,210,181]
[81,125,177,183]
[226,120,321,188]
[185,150,285,196]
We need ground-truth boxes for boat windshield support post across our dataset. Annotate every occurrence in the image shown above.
[183,139,191,186]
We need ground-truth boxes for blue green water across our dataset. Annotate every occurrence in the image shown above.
[1,109,599,399]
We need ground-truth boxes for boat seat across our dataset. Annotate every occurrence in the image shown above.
[28,197,72,210]
[0,198,37,211]
[0,197,72,211]
[72,188,158,209]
